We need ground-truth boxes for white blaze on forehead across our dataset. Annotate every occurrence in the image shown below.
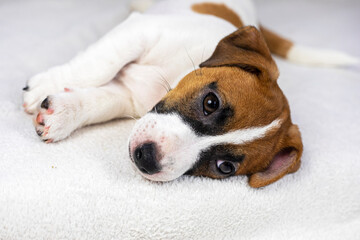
[196,118,282,149]
[129,112,282,181]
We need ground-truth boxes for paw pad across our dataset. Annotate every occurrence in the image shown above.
[36,129,43,136]
[32,93,81,143]
[36,113,44,125]
[41,97,49,109]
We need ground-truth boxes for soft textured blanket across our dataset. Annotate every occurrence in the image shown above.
[1,0,359,239]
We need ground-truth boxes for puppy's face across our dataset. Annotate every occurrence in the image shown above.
[128,27,303,188]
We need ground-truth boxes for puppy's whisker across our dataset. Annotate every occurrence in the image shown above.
[152,68,171,92]
[200,46,206,76]
[157,69,172,91]
[151,71,169,92]
[124,115,139,121]
[184,47,198,76]
[158,72,171,92]
[162,77,172,92]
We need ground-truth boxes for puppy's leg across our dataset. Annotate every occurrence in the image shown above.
[24,13,146,113]
[33,81,136,143]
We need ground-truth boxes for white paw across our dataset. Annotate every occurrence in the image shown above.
[33,92,83,143]
[23,70,67,114]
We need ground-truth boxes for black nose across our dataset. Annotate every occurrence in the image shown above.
[133,143,161,175]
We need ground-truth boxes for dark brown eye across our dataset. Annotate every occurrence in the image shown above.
[203,93,219,116]
[216,160,235,175]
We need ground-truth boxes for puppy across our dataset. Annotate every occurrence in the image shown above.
[23,0,358,187]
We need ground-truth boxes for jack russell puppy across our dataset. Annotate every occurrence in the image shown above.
[23,0,358,188]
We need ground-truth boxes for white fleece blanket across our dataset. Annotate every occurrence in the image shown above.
[1,0,359,239]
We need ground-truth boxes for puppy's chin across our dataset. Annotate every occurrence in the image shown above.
[139,173,172,182]
[131,160,186,182]
[137,169,180,182]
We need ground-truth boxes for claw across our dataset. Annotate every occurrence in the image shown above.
[43,139,53,144]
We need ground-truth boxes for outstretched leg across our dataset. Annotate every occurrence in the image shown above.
[33,81,136,143]
[23,13,146,113]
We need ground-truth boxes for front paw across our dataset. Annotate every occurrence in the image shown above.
[33,94,82,143]
[23,71,65,114]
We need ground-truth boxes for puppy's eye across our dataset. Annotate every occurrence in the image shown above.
[203,93,219,116]
[216,160,235,175]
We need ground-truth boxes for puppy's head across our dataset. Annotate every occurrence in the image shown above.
[128,26,302,188]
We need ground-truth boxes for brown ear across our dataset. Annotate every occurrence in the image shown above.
[200,26,279,82]
[249,124,303,188]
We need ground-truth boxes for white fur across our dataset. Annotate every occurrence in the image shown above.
[129,113,282,181]
[287,45,360,67]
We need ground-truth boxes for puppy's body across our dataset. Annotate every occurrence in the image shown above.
[23,0,358,186]
[25,0,251,115]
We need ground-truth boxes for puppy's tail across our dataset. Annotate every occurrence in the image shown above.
[260,25,359,67]
[130,0,156,12]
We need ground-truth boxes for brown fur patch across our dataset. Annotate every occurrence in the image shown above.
[192,2,244,28]
[200,26,279,82]
[260,26,294,58]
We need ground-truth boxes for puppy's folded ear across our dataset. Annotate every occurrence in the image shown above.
[249,124,303,188]
[200,26,279,82]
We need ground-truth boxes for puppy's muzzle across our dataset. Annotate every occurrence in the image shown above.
[133,142,161,175]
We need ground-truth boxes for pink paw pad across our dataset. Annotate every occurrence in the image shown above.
[36,113,44,125]
[43,126,50,136]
